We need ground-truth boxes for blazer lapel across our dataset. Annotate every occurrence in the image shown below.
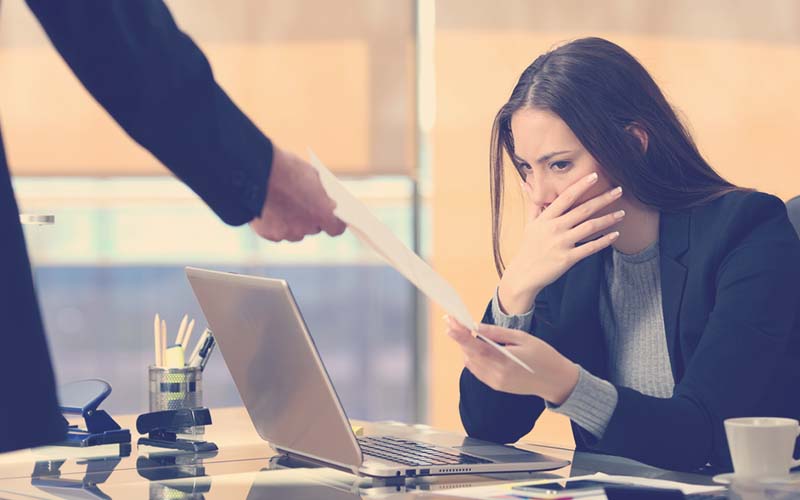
[659,210,690,381]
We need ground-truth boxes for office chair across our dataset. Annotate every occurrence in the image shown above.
[788,195,800,238]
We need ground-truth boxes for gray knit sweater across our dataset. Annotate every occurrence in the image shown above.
[491,240,674,438]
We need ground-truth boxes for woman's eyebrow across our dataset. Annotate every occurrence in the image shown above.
[511,153,530,166]
[536,150,573,164]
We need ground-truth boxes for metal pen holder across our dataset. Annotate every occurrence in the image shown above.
[148,366,204,436]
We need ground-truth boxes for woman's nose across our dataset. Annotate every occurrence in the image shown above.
[530,180,556,208]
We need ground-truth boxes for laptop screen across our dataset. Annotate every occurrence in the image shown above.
[186,267,363,471]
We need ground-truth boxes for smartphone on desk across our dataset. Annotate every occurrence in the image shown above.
[511,479,610,498]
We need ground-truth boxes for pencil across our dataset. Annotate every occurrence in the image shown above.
[154,313,162,367]
[175,314,188,346]
[182,318,196,351]
[160,319,167,368]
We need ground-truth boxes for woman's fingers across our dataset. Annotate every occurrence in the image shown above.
[558,185,623,230]
[445,317,508,362]
[521,181,542,221]
[445,326,472,348]
[565,209,625,244]
[459,333,505,363]
[445,315,478,349]
[568,230,620,262]
[476,324,529,346]
[540,172,598,219]
[444,315,471,335]
[447,327,472,345]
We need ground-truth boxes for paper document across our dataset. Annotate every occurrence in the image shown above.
[309,150,534,374]
[436,473,725,499]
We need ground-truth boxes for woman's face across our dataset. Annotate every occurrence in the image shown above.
[509,107,618,215]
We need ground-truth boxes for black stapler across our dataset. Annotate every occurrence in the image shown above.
[136,408,218,452]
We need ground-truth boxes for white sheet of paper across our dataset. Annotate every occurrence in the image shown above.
[436,473,725,499]
[308,150,534,374]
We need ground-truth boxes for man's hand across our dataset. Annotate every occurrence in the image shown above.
[250,145,346,242]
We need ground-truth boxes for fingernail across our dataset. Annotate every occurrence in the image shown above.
[614,210,626,220]
[609,187,623,198]
[609,231,620,241]
[586,173,599,184]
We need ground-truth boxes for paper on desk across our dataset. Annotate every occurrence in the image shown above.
[586,473,725,494]
[436,472,724,499]
[309,150,534,374]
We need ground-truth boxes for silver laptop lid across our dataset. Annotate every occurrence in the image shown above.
[186,267,363,471]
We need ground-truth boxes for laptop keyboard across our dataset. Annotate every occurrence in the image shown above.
[358,436,492,467]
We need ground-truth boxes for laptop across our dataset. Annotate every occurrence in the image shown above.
[186,267,570,479]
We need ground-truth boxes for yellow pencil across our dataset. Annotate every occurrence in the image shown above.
[154,313,162,367]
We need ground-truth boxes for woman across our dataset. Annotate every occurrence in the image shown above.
[446,37,800,472]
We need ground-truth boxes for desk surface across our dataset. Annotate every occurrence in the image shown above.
[0,407,792,499]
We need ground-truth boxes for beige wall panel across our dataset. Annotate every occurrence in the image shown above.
[430,31,800,448]
[0,42,371,176]
[0,0,415,176]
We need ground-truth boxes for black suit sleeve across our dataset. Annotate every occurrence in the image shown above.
[25,0,273,225]
[594,193,800,471]
[458,293,553,443]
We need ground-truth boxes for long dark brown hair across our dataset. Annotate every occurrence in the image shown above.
[491,37,741,275]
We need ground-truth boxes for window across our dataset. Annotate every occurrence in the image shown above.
[17,176,418,422]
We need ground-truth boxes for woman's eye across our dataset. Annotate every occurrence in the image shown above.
[550,161,572,171]
[516,162,532,178]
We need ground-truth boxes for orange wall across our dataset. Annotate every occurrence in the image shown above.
[429,27,800,447]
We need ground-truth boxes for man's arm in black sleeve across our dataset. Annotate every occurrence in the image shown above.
[25,0,272,225]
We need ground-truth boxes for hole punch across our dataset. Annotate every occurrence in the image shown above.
[57,379,131,450]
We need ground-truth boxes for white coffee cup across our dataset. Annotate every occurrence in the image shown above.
[724,417,800,479]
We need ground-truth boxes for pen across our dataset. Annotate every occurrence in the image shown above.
[187,329,210,367]
[190,335,213,368]
[189,333,215,369]
[198,335,216,371]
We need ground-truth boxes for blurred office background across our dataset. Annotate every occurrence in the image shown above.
[2,1,799,448]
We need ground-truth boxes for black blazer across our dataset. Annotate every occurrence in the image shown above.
[0,1,273,451]
[459,190,800,472]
